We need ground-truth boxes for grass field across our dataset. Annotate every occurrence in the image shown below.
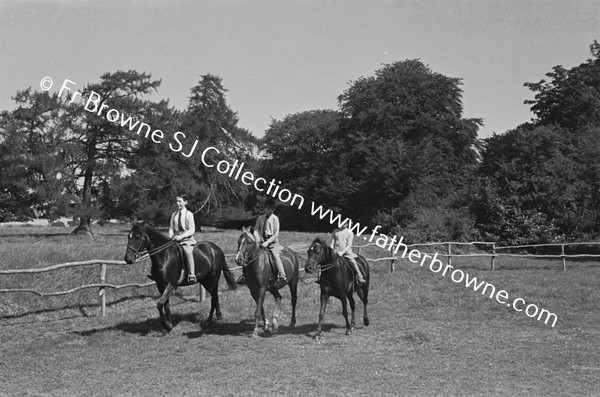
[1,224,600,396]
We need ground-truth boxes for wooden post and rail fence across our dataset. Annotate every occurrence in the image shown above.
[2,241,600,317]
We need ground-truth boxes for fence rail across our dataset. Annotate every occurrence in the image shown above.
[2,241,600,317]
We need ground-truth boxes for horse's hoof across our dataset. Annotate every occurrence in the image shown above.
[364,317,370,326]
[163,323,174,333]
[250,331,259,338]
[289,322,296,328]
[216,313,223,320]
[345,329,352,336]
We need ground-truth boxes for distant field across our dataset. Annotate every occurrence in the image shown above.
[1,225,600,396]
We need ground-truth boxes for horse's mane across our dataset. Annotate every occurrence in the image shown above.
[134,221,169,243]
[312,237,334,263]
[313,237,329,247]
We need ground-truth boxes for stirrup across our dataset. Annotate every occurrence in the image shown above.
[236,275,246,285]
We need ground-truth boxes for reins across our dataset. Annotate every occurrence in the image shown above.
[127,239,177,262]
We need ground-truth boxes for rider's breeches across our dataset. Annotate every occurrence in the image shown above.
[182,243,195,275]
[268,243,286,277]
[342,252,363,276]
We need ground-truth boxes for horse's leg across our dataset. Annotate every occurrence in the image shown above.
[316,293,329,338]
[214,282,223,320]
[348,293,356,330]
[252,288,267,337]
[202,277,220,328]
[210,279,222,324]
[270,289,283,333]
[356,283,369,326]
[155,284,167,329]
[289,279,297,327]
[157,283,177,332]
[341,295,351,336]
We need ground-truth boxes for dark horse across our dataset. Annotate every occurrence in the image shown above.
[304,238,370,337]
[235,227,299,336]
[124,221,237,331]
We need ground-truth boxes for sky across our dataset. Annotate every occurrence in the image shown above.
[1,0,598,139]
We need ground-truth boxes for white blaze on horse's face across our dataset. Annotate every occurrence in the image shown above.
[236,233,256,265]
[235,235,247,264]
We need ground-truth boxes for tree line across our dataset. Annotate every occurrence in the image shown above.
[1,41,599,244]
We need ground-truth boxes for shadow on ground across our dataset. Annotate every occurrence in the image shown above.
[73,314,339,339]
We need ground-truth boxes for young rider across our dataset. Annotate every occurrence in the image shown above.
[330,220,366,284]
[254,198,287,288]
[168,194,197,283]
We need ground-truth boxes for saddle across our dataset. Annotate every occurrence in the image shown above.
[337,256,366,284]
[146,243,196,285]
[260,247,281,285]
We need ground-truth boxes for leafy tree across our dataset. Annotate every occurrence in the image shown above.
[61,70,162,234]
[0,89,75,222]
[477,41,600,243]
[335,59,482,238]
[176,74,259,225]
[524,40,600,130]
[113,74,260,227]
[261,110,340,229]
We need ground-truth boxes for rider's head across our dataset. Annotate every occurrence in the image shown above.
[175,194,189,210]
[264,198,276,217]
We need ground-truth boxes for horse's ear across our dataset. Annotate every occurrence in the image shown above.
[249,226,255,234]
[241,226,248,232]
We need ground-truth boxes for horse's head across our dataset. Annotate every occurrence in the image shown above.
[235,226,260,267]
[305,238,329,274]
[124,221,151,264]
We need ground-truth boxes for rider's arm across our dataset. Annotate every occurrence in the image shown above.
[168,213,175,238]
[253,216,262,242]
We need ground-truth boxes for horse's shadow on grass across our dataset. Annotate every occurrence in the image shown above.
[74,312,198,337]
[183,318,339,339]
[74,314,339,339]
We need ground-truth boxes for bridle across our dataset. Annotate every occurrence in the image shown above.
[126,231,177,262]
[306,241,337,272]
[236,232,262,267]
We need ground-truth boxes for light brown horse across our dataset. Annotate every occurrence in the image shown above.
[235,227,299,336]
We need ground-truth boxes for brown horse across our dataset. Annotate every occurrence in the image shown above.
[124,221,237,331]
[304,238,370,337]
[235,227,299,336]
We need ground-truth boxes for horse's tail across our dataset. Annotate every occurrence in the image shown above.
[221,258,238,290]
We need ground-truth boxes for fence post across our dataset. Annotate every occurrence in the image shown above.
[561,244,566,271]
[447,243,452,268]
[491,243,496,271]
[99,263,107,317]
[200,285,206,302]
[390,258,395,273]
